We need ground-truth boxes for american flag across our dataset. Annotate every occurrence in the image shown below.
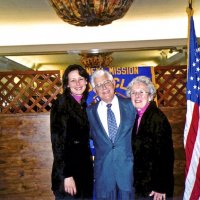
[183,15,200,200]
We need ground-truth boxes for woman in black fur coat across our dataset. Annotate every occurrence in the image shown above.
[127,76,174,200]
[50,64,93,200]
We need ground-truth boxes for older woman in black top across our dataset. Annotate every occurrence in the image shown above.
[127,76,174,200]
[50,64,93,200]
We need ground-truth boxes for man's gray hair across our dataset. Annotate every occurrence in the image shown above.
[90,69,113,88]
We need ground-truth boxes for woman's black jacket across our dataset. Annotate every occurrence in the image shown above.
[50,92,93,197]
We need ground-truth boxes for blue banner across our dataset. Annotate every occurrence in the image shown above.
[86,66,152,105]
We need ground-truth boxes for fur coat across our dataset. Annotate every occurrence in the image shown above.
[132,101,174,198]
[50,92,93,198]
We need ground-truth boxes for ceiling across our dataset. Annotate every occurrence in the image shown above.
[0,0,200,71]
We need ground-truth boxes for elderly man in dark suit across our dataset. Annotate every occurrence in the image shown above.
[87,69,136,200]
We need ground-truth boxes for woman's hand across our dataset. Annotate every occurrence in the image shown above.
[149,191,166,200]
[64,177,77,196]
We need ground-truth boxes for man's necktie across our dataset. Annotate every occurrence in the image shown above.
[107,104,118,143]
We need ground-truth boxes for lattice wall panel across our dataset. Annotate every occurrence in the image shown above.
[0,71,61,113]
[0,66,187,113]
[154,65,187,107]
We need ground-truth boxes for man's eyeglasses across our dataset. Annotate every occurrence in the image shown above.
[94,80,113,90]
[131,90,149,97]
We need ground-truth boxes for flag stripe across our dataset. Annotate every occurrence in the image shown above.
[184,103,200,199]
[190,157,200,200]
[185,102,199,177]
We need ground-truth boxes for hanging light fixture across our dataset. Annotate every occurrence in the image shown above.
[49,0,134,26]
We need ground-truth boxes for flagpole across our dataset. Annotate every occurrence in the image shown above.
[186,1,193,74]
[188,0,192,9]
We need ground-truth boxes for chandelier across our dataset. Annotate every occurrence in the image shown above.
[49,0,134,26]
[80,53,113,68]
